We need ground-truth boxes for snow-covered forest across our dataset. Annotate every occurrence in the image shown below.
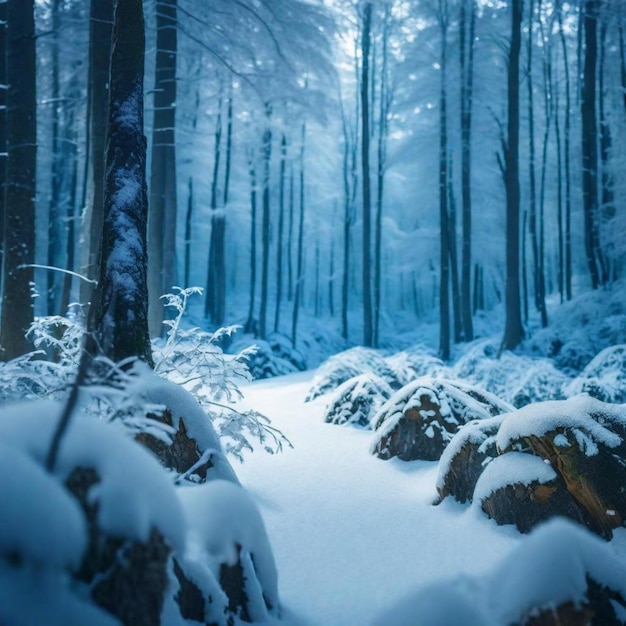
[2,0,626,624]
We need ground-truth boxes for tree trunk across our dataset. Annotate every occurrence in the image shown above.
[557,2,573,300]
[259,110,272,340]
[205,89,223,320]
[244,152,258,335]
[438,0,451,361]
[360,2,373,347]
[501,0,525,352]
[47,0,63,316]
[292,123,306,347]
[287,162,294,302]
[148,0,178,337]
[581,0,601,290]
[81,0,113,308]
[1,0,36,360]
[598,18,614,282]
[0,4,7,293]
[93,0,153,366]
[374,5,390,348]
[448,159,462,344]
[274,134,287,333]
[460,0,476,341]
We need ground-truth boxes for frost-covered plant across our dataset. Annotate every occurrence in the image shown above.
[152,287,291,460]
[0,289,290,461]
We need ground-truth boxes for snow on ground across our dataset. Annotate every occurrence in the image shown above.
[236,371,526,625]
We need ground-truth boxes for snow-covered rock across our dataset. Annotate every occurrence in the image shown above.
[436,415,504,504]
[130,369,239,484]
[473,452,586,533]
[176,480,279,623]
[496,396,626,538]
[322,373,393,428]
[565,344,626,404]
[306,347,400,402]
[370,377,513,462]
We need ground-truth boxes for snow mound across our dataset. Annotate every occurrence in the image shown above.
[375,518,626,626]
[565,344,626,404]
[177,480,279,622]
[322,373,393,428]
[370,377,513,461]
[0,401,186,552]
[306,347,399,402]
[0,561,120,626]
[452,339,570,407]
[385,347,447,386]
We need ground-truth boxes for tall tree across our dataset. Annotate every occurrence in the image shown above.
[258,107,272,340]
[459,0,476,341]
[93,0,153,366]
[148,0,178,337]
[274,133,287,332]
[1,0,36,360]
[361,1,373,347]
[501,0,525,352]
[438,0,451,361]
[80,0,114,307]
[581,0,601,289]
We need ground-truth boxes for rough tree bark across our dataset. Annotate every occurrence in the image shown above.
[500,0,525,352]
[361,2,373,347]
[1,0,37,361]
[92,0,153,366]
[148,0,178,337]
[80,0,113,308]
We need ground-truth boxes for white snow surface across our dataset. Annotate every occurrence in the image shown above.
[0,400,185,552]
[236,372,535,625]
[496,394,626,454]
[373,518,626,626]
[472,452,557,504]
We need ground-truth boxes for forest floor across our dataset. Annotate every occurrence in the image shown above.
[234,370,600,626]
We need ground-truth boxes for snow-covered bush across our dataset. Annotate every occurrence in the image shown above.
[528,279,626,373]
[451,339,570,407]
[374,519,626,626]
[306,347,400,402]
[385,347,447,386]
[229,337,301,380]
[322,373,393,428]
[370,377,513,462]
[0,288,291,462]
[0,396,280,626]
[565,344,626,403]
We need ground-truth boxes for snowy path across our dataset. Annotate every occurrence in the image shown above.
[236,372,523,625]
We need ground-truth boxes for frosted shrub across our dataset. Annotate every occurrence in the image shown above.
[0,289,290,461]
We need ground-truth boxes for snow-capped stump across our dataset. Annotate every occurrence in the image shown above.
[497,396,626,539]
[436,415,504,504]
[488,518,626,625]
[565,344,626,404]
[473,452,587,533]
[131,370,239,484]
[322,373,393,428]
[0,403,186,626]
[306,347,400,402]
[177,480,279,624]
[370,378,513,462]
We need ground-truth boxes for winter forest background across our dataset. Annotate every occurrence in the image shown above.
[3,0,626,625]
